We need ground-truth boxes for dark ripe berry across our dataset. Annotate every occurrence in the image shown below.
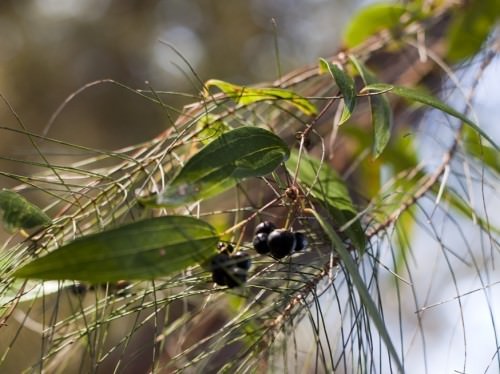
[254,221,276,235]
[210,252,231,272]
[212,268,227,286]
[232,251,251,270]
[253,232,270,254]
[267,229,296,259]
[225,267,247,288]
[294,232,308,251]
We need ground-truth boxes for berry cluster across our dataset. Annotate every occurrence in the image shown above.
[209,244,252,288]
[252,221,308,259]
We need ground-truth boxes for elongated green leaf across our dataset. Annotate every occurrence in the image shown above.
[436,186,500,237]
[349,56,393,158]
[308,208,404,373]
[151,126,290,207]
[462,126,500,174]
[14,216,219,282]
[205,79,317,116]
[0,189,51,232]
[362,83,500,151]
[343,3,408,48]
[286,151,366,251]
[319,58,356,125]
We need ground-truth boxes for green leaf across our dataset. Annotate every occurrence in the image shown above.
[462,126,500,174]
[151,126,290,207]
[308,208,404,373]
[349,56,393,158]
[196,114,231,144]
[13,216,219,282]
[0,189,51,232]
[446,0,500,62]
[286,150,366,251]
[319,58,356,125]
[437,186,500,237]
[362,83,500,151]
[343,3,408,48]
[205,79,317,116]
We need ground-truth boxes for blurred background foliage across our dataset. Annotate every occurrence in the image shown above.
[0,0,358,157]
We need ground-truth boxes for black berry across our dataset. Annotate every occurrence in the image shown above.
[294,232,308,251]
[267,229,296,259]
[253,232,270,254]
[225,267,247,288]
[254,221,276,235]
[232,251,252,270]
[210,252,230,272]
[212,268,227,286]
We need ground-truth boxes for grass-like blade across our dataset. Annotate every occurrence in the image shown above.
[151,126,290,207]
[14,216,219,282]
[286,151,366,252]
[307,208,404,373]
[362,83,500,151]
[349,56,393,158]
[319,58,356,125]
[0,189,51,232]
[205,79,317,116]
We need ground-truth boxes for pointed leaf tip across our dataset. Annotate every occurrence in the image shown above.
[319,58,356,125]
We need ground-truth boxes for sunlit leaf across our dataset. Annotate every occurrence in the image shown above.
[205,79,317,116]
[349,56,393,158]
[286,151,366,251]
[319,58,356,125]
[446,0,500,61]
[437,186,500,237]
[343,3,408,48]
[14,216,220,282]
[0,189,51,232]
[197,114,231,144]
[308,208,404,373]
[148,126,290,207]
[462,126,499,174]
[362,83,500,151]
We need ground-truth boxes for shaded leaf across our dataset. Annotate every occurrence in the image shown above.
[349,56,393,157]
[14,216,219,282]
[150,126,290,207]
[319,58,356,125]
[0,189,51,232]
[205,79,317,116]
[343,3,408,48]
[446,0,500,61]
[362,83,500,151]
[286,151,366,251]
[308,208,404,373]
